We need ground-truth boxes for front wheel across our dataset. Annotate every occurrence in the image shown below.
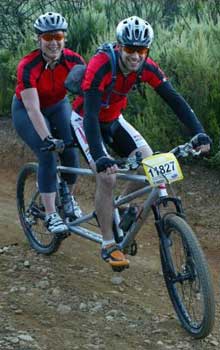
[16,163,62,254]
[160,214,215,338]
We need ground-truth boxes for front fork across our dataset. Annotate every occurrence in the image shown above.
[152,196,185,279]
[152,195,185,232]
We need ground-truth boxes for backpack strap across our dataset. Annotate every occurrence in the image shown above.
[96,42,117,107]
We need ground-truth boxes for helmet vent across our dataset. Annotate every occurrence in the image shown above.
[125,27,130,37]
[144,28,148,38]
[135,29,139,39]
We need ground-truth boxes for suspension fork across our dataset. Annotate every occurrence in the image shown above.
[151,196,185,278]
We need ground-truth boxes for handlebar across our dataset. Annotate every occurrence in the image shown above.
[41,134,210,171]
[117,135,208,171]
[40,141,74,152]
[170,141,201,158]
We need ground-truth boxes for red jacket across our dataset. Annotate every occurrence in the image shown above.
[73,48,167,121]
[16,48,85,108]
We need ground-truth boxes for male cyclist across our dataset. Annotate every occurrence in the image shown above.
[12,12,85,234]
[71,16,211,268]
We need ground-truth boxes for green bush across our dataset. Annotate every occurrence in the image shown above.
[66,5,107,58]
[124,16,220,153]
[0,33,36,116]
[1,1,220,162]
[0,49,17,116]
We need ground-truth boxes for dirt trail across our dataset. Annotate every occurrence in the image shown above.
[0,118,220,350]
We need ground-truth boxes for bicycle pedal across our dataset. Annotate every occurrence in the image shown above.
[56,231,70,240]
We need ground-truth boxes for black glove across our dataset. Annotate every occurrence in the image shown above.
[42,136,65,152]
[95,156,117,173]
[191,133,212,148]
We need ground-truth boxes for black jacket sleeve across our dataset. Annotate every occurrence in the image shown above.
[155,81,205,135]
[83,89,106,161]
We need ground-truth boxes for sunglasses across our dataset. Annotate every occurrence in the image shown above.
[122,46,149,55]
[41,32,65,42]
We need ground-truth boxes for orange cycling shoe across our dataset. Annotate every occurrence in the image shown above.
[101,244,130,268]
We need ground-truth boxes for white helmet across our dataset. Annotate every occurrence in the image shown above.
[34,12,68,34]
[116,16,154,47]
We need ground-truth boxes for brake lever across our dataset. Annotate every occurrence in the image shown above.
[173,143,202,158]
[172,144,190,158]
[190,148,202,156]
[115,158,140,172]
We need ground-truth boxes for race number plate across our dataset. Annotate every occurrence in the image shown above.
[142,153,183,186]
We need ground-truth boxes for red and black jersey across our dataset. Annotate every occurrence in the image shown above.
[73,49,167,122]
[15,48,85,108]
[73,46,204,161]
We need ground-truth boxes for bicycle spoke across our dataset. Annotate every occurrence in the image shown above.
[17,163,61,254]
[23,173,53,244]
[160,214,215,338]
[170,230,205,326]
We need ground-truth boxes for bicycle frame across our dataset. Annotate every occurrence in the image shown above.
[39,137,201,249]
[57,164,178,250]
[17,136,216,338]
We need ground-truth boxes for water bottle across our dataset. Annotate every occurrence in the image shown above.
[119,206,138,232]
[59,181,74,218]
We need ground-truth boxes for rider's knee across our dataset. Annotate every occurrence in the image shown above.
[129,145,153,159]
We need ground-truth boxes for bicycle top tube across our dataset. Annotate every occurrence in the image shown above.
[57,165,147,183]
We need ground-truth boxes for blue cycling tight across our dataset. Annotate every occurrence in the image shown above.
[12,96,79,193]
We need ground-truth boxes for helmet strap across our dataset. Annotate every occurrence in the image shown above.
[41,51,62,69]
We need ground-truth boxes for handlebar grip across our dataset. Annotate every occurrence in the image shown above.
[40,144,55,152]
[191,133,212,148]
[40,141,74,152]
[114,159,127,168]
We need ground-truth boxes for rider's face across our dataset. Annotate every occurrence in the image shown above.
[119,45,149,72]
[39,31,65,61]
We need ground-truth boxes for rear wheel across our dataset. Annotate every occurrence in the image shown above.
[16,163,62,254]
[160,214,215,338]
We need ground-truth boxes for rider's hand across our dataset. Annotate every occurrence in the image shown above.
[42,136,65,153]
[191,133,212,153]
[95,156,118,173]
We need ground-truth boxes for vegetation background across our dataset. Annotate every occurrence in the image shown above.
[1,0,220,161]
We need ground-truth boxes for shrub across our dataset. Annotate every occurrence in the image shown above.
[125,16,220,153]
[0,35,35,116]
[1,1,220,162]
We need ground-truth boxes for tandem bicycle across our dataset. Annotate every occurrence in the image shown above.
[16,137,215,338]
